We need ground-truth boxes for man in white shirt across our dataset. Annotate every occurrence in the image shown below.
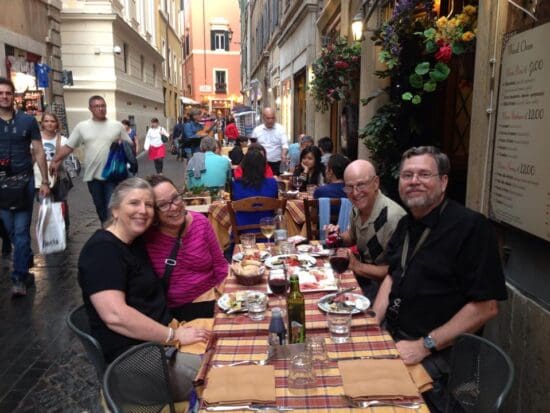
[251,107,288,175]
[50,95,130,224]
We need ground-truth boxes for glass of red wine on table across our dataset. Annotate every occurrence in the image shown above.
[268,263,289,315]
[326,230,349,292]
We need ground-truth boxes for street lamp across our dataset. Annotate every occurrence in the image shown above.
[351,10,364,42]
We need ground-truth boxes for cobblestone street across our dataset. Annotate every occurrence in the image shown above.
[0,153,187,412]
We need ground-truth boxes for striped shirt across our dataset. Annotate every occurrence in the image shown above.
[145,211,228,308]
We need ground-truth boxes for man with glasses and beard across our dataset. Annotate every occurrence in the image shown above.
[325,159,406,301]
[372,146,507,412]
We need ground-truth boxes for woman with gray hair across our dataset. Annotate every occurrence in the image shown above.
[186,136,230,190]
[78,177,209,401]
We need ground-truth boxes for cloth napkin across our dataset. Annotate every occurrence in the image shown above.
[174,318,214,355]
[202,365,276,405]
[407,363,434,393]
[339,359,420,400]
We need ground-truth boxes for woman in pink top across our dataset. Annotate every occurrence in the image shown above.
[144,175,228,321]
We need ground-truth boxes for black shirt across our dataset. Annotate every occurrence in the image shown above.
[0,110,41,175]
[385,199,507,338]
[78,230,171,362]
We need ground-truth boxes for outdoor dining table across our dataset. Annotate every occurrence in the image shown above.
[194,244,431,412]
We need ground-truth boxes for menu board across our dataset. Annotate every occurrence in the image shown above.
[490,23,550,242]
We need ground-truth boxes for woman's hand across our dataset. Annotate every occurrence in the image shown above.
[300,160,309,174]
[174,326,211,345]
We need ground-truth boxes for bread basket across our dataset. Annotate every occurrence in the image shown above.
[231,262,266,286]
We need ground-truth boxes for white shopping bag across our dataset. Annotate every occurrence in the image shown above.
[36,198,66,254]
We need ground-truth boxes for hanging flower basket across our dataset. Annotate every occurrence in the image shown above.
[310,37,361,112]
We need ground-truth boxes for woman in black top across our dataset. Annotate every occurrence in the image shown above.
[292,145,325,191]
[78,177,209,400]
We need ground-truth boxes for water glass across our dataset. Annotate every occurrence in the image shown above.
[241,233,256,253]
[288,353,317,388]
[327,312,352,343]
[247,294,267,321]
[279,241,294,255]
[305,337,328,367]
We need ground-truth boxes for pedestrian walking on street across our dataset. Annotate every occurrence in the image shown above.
[251,107,289,175]
[0,77,50,297]
[78,177,208,401]
[50,95,131,225]
[34,112,73,231]
[172,116,185,161]
[144,118,169,174]
[121,119,139,155]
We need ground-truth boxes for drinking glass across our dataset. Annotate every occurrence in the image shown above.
[268,269,289,314]
[288,353,317,388]
[241,233,256,255]
[327,312,352,343]
[305,337,328,368]
[260,217,275,252]
[329,248,349,292]
[246,294,267,321]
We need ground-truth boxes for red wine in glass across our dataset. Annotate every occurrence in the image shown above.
[329,255,350,274]
[269,278,289,295]
[325,231,342,249]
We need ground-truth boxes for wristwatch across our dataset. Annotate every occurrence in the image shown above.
[423,335,437,353]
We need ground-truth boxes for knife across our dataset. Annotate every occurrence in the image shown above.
[326,287,356,304]
[205,405,293,411]
[329,354,400,361]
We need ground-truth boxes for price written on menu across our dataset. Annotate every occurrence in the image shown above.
[491,23,550,242]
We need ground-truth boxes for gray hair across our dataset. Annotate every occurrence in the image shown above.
[301,135,314,145]
[200,136,217,152]
[400,146,451,175]
[105,177,153,226]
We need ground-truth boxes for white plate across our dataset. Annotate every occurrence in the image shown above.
[232,251,271,262]
[267,266,337,293]
[296,244,313,253]
[265,254,316,269]
[317,293,371,314]
[217,291,267,312]
[310,249,331,257]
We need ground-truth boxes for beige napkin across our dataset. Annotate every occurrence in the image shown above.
[407,363,433,393]
[339,359,420,400]
[172,318,214,355]
[202,365,276,405]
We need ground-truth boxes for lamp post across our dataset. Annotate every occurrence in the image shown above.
[351,10,364,42]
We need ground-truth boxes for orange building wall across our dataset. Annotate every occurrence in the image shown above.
[183,0,241,110]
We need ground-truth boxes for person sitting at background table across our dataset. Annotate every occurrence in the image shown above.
[314,153,350,199]
[233,142,273,179]
[288,134,314,172]
[186,136,230,190]
[78,177,209,401]
[318,136,333,168]
[145,175,228,321]
[229,136,248,166]
[231,149,279,231]
[292,145,325,191]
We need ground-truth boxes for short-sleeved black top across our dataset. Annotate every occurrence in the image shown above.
[0,110,41,174]
[385,199,507,338]
[78,230,171,362]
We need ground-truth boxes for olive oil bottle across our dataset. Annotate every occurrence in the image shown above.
[287,274,306,343]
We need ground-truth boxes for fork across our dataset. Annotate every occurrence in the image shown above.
[341,395,421,409]
[213,351,274,368]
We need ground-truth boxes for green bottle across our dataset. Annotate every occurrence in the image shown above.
[287,274,306,343]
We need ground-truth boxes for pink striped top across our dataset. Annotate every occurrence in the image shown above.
[144,211,228,308]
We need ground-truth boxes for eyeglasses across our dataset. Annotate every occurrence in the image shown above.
[343,176,376,194]
[399,171,440,182]
[90,104,106,108]
[155,193,184,212]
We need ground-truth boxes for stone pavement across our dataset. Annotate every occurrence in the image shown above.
[0,153,188,412]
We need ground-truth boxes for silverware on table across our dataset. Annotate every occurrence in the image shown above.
[341,395,421,409]
[205,405,293,411]
[213,348,275,368]
[330,354,400,361]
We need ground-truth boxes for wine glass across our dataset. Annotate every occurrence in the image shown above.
[329,248,349,292]
[268,268,289,314]
[260,217,275,252]
[292,176,301,191]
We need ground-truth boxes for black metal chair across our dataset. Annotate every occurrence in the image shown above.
[66,304,107,383]
[103,342,175,413]
[446,333,514,413]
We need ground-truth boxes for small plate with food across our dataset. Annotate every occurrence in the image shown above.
[265,254,316,269]
[317,293,371,314]
[217,291,267,313]
[232,250,270,262]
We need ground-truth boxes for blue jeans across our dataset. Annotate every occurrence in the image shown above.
[87,179,117,224]
[0,177,34,284]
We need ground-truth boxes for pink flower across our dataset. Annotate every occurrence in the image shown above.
[334,60,349,69]
[435,43,452,63]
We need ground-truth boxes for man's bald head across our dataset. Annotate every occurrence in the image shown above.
[343,160,380,217]
[344,160,377,180]
[262,107,276,128]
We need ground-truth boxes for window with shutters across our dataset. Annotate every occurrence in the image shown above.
[215,70,227,93]
[211,30,229,51]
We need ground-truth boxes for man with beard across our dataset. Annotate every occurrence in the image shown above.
[372,146,507,412]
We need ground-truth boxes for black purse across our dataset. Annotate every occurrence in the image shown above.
[0,134,32,210]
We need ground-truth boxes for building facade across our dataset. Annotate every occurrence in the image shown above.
[60,0,164,138]
[0,0,68,133]
[182,0,241,116]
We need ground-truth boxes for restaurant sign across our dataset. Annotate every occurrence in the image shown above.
[490,22,550,242]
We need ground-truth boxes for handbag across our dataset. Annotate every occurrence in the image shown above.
[35,197,66,254]
[101,141,128,182]
[122,140,138,174]
[0,135,32,210]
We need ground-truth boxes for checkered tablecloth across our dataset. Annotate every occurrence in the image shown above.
[198,334,429,412]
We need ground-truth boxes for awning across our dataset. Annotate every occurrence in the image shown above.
[180,96,200,105]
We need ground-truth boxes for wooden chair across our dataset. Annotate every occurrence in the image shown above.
[227,196,286,244]
[303,198,342,241]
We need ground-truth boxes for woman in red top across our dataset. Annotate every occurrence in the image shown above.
[224,115,239,142]
[233,143,273,179]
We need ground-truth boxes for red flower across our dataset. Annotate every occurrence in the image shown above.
[334,60,350,69]
[435,43,452,63]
